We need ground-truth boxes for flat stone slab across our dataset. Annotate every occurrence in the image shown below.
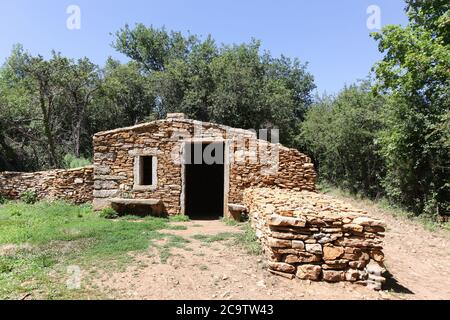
[109,198,162,206]
[228,203,247,212]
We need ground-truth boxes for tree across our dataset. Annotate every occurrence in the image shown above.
[0,46,102,169]
[112,24,198,73]
[7,49,68,168]
[100,58,156,126]
[112,25,316,146]
[371,0,450,214]
[59,57,101,157]
[301,81,385,197]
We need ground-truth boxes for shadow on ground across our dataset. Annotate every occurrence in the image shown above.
[383,271,414,294]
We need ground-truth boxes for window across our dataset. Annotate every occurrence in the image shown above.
[141,156,153,185]
[134,155,157,190]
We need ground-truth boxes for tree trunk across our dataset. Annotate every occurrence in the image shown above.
[39,88,58,168]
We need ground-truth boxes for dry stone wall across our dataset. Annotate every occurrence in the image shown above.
[244,188,387,290]
[93,118,316,214]
[0,166,94,204]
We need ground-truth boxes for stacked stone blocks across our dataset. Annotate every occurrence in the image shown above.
[244,188,386,290]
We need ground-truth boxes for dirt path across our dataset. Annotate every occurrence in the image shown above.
[332,196,450,300]
[93,207,450,300]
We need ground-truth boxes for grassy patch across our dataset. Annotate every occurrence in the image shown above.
[151,234,190,263]
[169,215,190,222]
[318,183,450,232]
[191,224,262,255]
[0,201,184,299]
[233,223,262,255]
[191,232,237,243]
[167,225,188,231]
[221,217,240,227]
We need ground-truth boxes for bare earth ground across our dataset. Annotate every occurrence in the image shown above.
[91,204,450,300]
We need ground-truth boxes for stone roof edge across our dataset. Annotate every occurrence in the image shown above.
[93,118,257,137]
[92,118,306,155]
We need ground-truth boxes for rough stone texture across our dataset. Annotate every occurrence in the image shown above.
[244,187,386,289]
[296,264,322,280]
[0,166,93,204]
[92,117,316,215]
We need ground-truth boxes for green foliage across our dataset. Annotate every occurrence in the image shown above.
[371,0,450,215]
[301,81,385,197]
[0,194,6,205]
[302,2,450,217]
[112,25,315,147]
[20,191,38,204]
[2,12,448,219]
[63,153,91,169]
[0,46,101,171]
[100,58,158,125]
[1,27,315,172]
[99,207,118,219]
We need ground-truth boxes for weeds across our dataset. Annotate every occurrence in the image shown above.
[99,207,118,219]
[20,191,38,204]
[221,217,239,226]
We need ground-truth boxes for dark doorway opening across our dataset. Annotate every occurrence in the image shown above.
[185,142,224,219]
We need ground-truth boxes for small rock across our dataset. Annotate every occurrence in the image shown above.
[296,264,322,281]
[305,244,323,255]
[323,245,344,260]
[322,270,345,282]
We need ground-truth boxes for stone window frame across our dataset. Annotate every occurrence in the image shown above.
[133,151,158,191]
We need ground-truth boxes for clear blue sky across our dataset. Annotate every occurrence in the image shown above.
[0,0,408,94]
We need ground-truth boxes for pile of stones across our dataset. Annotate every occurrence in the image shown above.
[0,166,94,204]
[244,187,387,290]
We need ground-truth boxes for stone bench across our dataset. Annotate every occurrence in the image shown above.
[109,198,165,217]
[228,203,248,221]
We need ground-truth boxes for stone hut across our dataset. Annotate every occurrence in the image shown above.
[92,113,316,218]
[0,113,387,288]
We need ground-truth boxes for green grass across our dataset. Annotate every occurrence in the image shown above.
[233,223,262,255]
[191,232,237,243]
[152,234,190,263]
[0,201,187,299]
[221,217,240,226]
[191,223,262,255]
[167,225,188,231]
[169,215,190,222]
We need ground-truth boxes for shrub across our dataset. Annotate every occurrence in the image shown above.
[21,191,38,204]
[0,194,6,205]
[63,153,92,169]
[99,207,118,219]
[0,257,15,274]
[9,209,21,217]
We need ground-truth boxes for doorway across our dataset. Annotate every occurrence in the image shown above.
[184,142,225,219]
